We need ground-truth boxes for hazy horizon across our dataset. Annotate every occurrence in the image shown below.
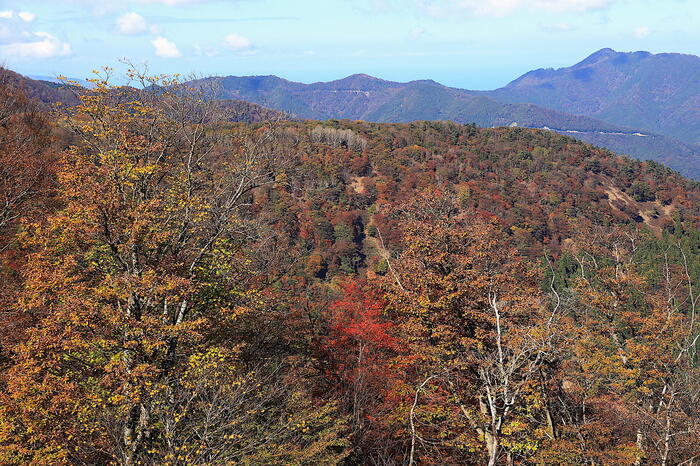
[1,0,699,90]
[22,47,679,92]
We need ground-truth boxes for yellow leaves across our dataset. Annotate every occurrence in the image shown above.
[1,67,305,464]
[221,305,252,320]
[182,346,242,389]
[293,420,312,434]
[274,172,288,184]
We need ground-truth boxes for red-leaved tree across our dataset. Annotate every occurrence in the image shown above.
[322,281,401,462]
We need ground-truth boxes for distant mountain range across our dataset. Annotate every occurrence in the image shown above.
[0,68,79,106]
[186,50,700,179]
[6,49,700,179]
[191,73,628,130]
[0,67,284,124]
[485,48,700,145]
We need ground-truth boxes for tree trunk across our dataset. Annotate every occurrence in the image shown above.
[123,403,150,465]
[479,393,500,466]
[634,429,644,466]
[486,429,499,466]
[661,415,671,466]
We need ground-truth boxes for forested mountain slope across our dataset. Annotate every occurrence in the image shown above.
[5,63,699,180]
[487,48,700,145]
[1,72,699,465]
[0,68,78,106]
[193,73,626,131]
[189,69,700,179]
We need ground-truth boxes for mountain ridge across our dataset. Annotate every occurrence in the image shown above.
[8,48,700,179]
[487,48,700,145]
[186,55,700,179]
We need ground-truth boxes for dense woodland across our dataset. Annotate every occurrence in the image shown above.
[0,68,699,465]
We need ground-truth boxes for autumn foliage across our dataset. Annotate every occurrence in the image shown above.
[0,69,699,464]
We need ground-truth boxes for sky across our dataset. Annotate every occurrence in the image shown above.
[0,0,698,90]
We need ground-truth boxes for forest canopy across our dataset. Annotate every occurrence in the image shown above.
[0,68,699,465]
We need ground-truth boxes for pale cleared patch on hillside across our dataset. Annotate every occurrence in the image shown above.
[601,177,675,233]
[350,176,368,194]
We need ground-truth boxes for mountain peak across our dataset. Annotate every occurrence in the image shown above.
[574,48,660,68]
[346,73,379,80]
[311,73,398,91]
[593,47,617,56]
[335,73,389,84]
[577,48,620,66]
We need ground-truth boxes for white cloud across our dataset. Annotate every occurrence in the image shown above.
[0,31,72,58]
[115,12,149,34]
[223,33,252,51]
[0,10,37,22]
[18,11,36,22]
[152,36,181,57]
[0,9,69,60]
[634,25,650,38]
[416,0,617,17]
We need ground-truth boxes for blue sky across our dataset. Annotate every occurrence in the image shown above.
[0,0,698,89]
